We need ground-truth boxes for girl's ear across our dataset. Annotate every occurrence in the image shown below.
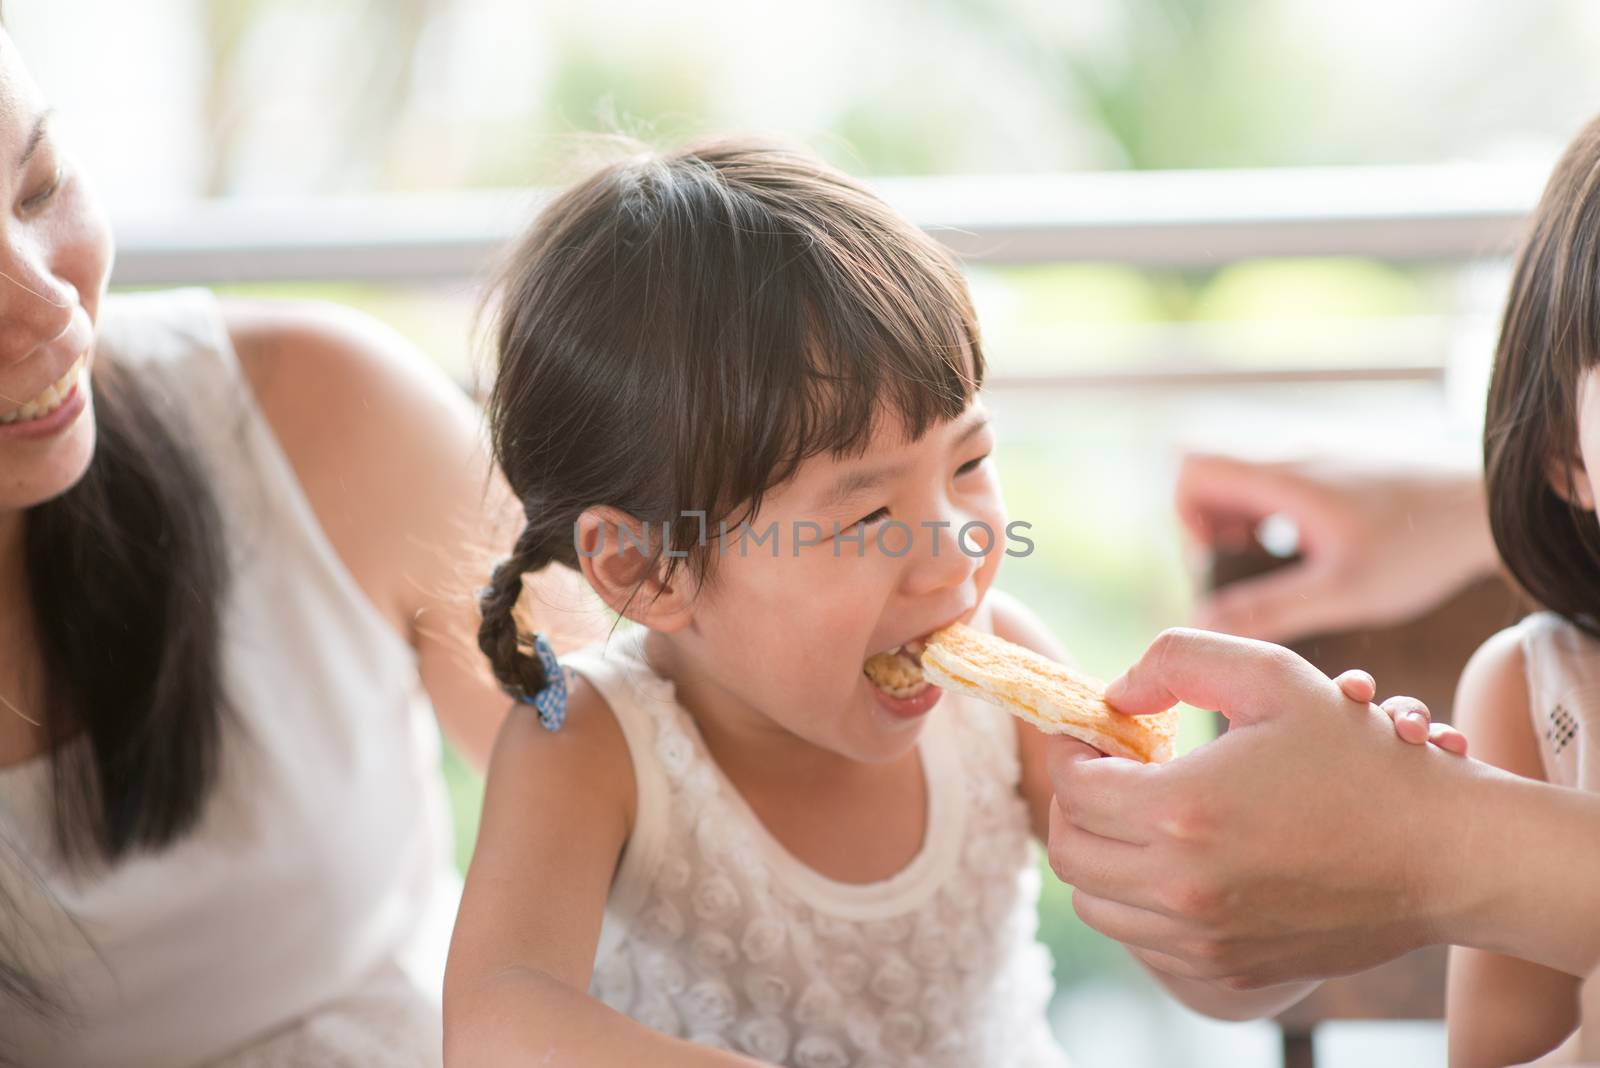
[1546,451,1597,510]
[573,505,697,632]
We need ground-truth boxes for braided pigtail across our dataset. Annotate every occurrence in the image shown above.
[477,524,570,730]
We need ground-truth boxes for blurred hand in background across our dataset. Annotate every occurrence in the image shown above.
[1177,452,1498,642]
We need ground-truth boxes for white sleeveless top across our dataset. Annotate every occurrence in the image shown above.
[0,289,459,1067]
[1514,611,1599,1058]
[562,625,1069,1068]
[1515,612,1600,792]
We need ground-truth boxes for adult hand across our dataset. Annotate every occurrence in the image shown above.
[1178,452,1496,641]
[1046,628,1496,988]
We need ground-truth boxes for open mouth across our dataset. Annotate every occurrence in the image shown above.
[0,354,86,425]
[863,638,931,698]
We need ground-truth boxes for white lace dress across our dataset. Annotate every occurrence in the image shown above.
[562,625,1069,1068]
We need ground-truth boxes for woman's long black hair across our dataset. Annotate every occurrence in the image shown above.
[25,353,231,863]
[5,354,230,1022]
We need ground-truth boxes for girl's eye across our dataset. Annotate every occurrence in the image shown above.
[854,506,891,527]
[956,453,990,476]
[23,169,62,212]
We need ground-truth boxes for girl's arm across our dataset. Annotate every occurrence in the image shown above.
[442,675,762,1067]
[987,588,1317,1020]
[1446,628,1581,1068]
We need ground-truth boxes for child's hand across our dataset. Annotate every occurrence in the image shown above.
[1332,669,1468,756]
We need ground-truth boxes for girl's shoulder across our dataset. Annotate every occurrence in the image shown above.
[502,628,689,843]
[1484,611,1600,710]
[1459,621,1532,722]
[479,665,640,857]
[1457,617,1548,783]
[1501,612,1600,787]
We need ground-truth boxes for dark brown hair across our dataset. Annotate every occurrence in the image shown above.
[27,355,229,861]
[477,138,984,703]
[1486,114,1600,634]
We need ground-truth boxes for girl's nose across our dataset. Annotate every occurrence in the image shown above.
[901,509,987,598]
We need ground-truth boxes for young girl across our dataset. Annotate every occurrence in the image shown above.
[442,139,1442,1066]
[1449,115,1600,1067]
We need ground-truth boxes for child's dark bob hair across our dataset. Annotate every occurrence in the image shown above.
[477,138,985,703]
[1486,114,1600,635]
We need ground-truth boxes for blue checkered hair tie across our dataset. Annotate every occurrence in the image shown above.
[518,631,569,732]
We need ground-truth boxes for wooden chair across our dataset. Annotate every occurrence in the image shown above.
[1208,546,1528,1068]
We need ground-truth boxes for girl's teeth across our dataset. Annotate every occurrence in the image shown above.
[0,356,83,425]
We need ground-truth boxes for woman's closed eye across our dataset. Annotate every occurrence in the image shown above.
[21,167,62,213]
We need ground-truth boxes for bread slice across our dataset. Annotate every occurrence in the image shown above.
[920,623,1176,763]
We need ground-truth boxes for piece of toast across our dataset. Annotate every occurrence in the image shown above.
[920,623,1177,763]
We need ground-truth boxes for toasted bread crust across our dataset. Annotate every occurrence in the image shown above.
[921,623,1177,763]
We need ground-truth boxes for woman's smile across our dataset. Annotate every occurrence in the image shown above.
[0,350,88,432]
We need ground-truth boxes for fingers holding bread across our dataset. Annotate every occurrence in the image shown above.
[919,623,1178,764]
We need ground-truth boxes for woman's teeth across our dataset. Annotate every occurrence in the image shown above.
[1,355,84,425]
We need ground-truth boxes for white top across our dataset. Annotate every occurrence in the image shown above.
[1517,611,1598,1061]
[0,289,459,1067]
[1516,612,1600,793]
[563,625,1069,1068]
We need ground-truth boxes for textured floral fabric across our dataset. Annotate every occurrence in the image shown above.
[563,627,1069,1068]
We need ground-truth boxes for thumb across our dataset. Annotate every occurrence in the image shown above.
[1104,627,1324,728]
[1044,734,1103,774]
[1192,561,1342,642]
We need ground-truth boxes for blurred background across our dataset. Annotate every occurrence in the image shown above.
[14,1,1596,1063]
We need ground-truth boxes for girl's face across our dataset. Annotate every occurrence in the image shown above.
[666,398,1007,765]
[0,30,113,515]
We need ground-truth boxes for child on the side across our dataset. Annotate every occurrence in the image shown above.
[443,139,1453,1067]
[1447,115,1600,1067]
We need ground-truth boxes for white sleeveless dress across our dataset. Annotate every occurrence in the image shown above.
[1514,611,1599,1058]
[1515,611,1599,794]
[0,289,459,1067]
[562,624,1069,1068]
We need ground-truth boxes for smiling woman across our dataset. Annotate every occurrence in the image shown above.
[0,15,609,1068]
[0,62,237,1051]
[0,23,230,863]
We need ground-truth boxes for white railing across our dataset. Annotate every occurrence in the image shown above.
[108,163,1544,388]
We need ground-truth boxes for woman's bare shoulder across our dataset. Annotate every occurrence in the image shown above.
[222,299,513,636]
